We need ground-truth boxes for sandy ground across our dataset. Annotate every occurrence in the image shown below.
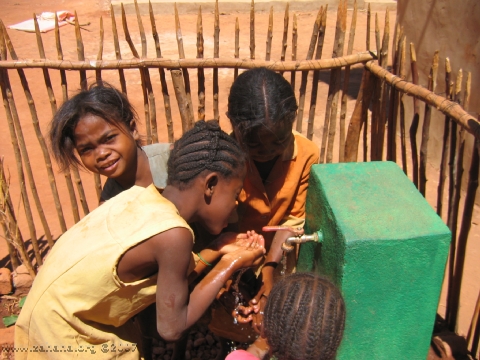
[0,0,479,350]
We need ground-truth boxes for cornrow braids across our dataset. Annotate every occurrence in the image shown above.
[227,67,297,142]
[167,120,246,189]
[263,273,346,360]
[49,82,139,172]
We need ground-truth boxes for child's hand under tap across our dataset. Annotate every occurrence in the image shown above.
[213,231,264,256]
[222,231,266,269]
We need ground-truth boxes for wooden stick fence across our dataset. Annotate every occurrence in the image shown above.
[0,4,479,351]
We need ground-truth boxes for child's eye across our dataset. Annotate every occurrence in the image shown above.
[78,147,91,155]
[105,134,117,142]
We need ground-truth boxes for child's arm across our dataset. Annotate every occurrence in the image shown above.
[189,231,260,282]
[154,227,265,341]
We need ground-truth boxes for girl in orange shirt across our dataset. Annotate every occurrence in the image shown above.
[227,67,320,332]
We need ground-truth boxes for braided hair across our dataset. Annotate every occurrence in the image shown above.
[227,67,297,142]
[263,273,346,360]
[167,120,246,189]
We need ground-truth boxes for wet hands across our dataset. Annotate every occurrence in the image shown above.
[222,230,266,269]
[213,231,261,255]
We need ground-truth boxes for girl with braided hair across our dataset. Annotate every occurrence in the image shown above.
[227,273,346,360]
[15,120,266,360]
[226,67,320,332]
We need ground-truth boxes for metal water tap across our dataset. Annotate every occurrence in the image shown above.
[262,226,323,252]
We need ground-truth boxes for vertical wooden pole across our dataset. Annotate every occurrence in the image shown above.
[339,0,357,162]
[418,50,439,196]
[447,134,479,332]
[95,17,104,84]
[234,17,240,80]
[398,36,407,174]
[447,72,472,331]
[250,0,255,60]
[122,3,152,144]
[290,14,297,96]
[149,0,174,142]
[325,1,347,163]
[437,57,452,217]
[386,24,402,162]
[213,0,220,122]
[409,43,420,188]
[54,14,82,223]
[110,4,128,95]
[306,7,327,140]
[374,9,390,161]
[370,13,381,160]
[135,0,158,143]
[366,3,371,51]
[279,3,289,76]
[174,3,195,128]
[296,6,323,134]
[344,69,374,162]
[265,6,273,61]
[197,6,205,121]
[172,69,192,134]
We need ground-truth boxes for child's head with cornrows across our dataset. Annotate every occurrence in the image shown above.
[263,272,346,360]
[49,82,140,176]
[167,120,247,235]
[227,67,297,162]
[167,120,246,189]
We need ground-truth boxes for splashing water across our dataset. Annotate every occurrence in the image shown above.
[232,268,248,324]
[280,251,287,276]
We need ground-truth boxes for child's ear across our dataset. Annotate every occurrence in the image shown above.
[129,120,140,140]
[204,173,219,200]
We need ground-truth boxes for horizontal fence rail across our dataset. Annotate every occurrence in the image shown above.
[0,52,376,71]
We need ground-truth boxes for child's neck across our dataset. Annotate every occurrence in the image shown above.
[253,156,279,183]
[116,147,153,189]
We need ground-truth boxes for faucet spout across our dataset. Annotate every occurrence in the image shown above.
[281,231,323,252]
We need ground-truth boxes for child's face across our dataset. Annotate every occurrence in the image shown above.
[73,114,139,181]
[201,170,245,235]
[235,120,293,163]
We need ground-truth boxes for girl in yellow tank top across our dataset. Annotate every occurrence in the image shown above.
[15,120,266,359]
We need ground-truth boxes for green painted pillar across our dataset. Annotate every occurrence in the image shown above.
[297,162,450,360]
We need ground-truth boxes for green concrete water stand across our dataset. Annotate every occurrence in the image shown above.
[297,162,450,359]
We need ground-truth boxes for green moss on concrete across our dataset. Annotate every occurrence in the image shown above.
[298,162,450,360]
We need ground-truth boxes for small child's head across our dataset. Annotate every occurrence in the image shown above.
[49,83,140,177]
[167,120,247,234]
[263,273,346,360]
[227,67,297,162]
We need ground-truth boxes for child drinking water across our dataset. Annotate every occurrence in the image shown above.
[226,67,320,331]
[15,120,266,359]
[49,83,170,203]
[228,273,346,360]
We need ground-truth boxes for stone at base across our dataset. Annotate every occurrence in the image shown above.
[12,265,33,289]
[0,268,12,295]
